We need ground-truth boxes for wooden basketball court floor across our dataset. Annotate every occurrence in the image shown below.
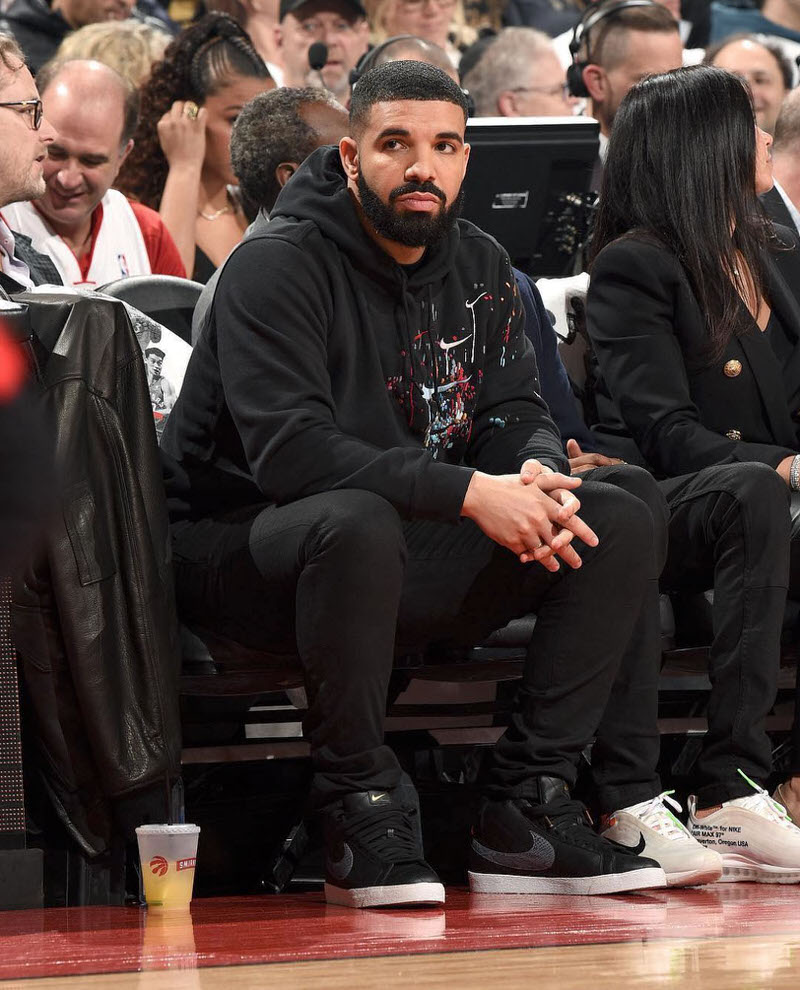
[2,885,800,989]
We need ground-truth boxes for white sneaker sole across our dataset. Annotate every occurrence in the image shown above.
[468,866,667,896]
[665,866,723,888]
[718,855,800,885]
[324,881,445,908]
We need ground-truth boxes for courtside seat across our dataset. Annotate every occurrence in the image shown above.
[99,275,204,344]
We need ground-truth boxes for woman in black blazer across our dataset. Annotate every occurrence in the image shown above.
[587,64,800,882]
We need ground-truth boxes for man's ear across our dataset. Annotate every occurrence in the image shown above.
[275,160,299,188]
[581,63,606,103]
[496,90,517,117]
[111,138,134,183]
[339,135,359,181]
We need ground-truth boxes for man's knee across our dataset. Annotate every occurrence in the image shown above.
[307,490,406,564]
[578,479,655,562]
[592,463,669,533]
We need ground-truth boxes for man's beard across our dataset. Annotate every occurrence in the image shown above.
[357,171,464,249]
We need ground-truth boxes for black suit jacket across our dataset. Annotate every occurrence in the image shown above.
[585,229,800,477]
[762,186,799,236]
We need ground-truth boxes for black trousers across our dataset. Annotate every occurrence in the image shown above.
[172,466,662,810]
[653,462,792,805]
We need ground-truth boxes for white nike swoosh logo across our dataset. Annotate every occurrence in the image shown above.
[439,335,472,352]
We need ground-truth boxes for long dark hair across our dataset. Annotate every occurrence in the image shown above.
[591,64,771,356]
[116,14,268,209]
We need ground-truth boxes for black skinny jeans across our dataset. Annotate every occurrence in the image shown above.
[655,462,792,805]
[172,468,660,810]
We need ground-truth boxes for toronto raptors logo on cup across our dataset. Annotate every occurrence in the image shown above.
[150,855,169,876]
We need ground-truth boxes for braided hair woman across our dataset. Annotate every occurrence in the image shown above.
[117,13,273,280]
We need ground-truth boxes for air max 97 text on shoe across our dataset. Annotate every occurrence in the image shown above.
[469,778,666,896]
[322,790,444,908]
[602,791,722,887]
[688,771,800,884]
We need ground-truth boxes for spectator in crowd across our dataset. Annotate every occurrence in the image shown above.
[206,0,283,80]
[551,0,695,72]
[569,0,681,189]
[353,33,459,82]
[461,25,573,115]
[275,0,368,102]
[572,0,682,140]
[0,32,59,289]
[2,58,185,285]
[366,0,474,64]
[0,36,55,567]
[710,0,800,58]
[705,33,792,134]
[586,64,800,875]
[232,85,347,216]
[192,85,348,338]
[764,85,800,233]
[54,18,170,86]
[161,58,674,908]
[116,14,273,282]
[0,0,135,75]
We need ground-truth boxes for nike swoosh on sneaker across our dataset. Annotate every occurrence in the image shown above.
[327,842,354,881]
[472,830,556,871]
[608,832,647,856]
[369,791,389,804]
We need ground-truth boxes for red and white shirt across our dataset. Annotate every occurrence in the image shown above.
[1,190,186,287]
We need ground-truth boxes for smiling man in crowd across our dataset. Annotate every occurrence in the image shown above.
[2,58,184,286]
[161,59,671,908]
[275,0,368,103]
[0,32,58,290]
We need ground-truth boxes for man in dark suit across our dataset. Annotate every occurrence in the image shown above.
[763,88,800,238]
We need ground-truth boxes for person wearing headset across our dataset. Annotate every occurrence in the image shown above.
[349,32,460,87]
[276,0,369,103]
[566,0,682,188]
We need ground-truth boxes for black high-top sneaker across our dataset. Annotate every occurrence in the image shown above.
[322,789,445,908]
[469,776,667,895]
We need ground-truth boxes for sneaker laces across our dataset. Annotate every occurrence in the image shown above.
[340,807,421,863]
[729,769,800,833]
[624,791,692,841]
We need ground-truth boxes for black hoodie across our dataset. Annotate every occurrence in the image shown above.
[162,147,567,523]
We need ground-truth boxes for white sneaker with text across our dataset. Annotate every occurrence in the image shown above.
[687,772,800,884]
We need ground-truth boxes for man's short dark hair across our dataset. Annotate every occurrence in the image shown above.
[349,59,469,137]
[231,87,344,214]
[584,1,678,70]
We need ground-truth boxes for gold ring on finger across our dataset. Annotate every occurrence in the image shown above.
[184,101,199,120]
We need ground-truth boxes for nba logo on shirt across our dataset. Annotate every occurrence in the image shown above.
[118,254,130,276]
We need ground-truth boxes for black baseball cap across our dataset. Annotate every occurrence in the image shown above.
[279,0,366,20]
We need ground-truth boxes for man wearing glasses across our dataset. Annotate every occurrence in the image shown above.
[461,27,577,117]
[0,33,57,291]
[2,58,185,287]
